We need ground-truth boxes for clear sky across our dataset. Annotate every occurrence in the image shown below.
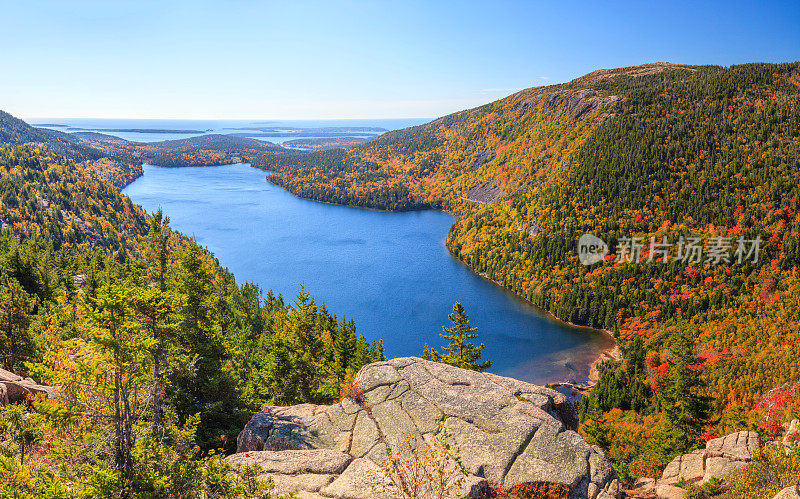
[4,0,799,120]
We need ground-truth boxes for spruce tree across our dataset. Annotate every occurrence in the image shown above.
[425,302,491,371]
[139,208,176,436]
[661,329,712,442]
[290,288,322,402]
[334,317,357,383]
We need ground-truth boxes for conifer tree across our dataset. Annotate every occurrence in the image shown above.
[290,288,322,401]
[661,329,712,442]
[0,277,35,372]
[85,284,151,475]
[334,317,357,384]
[138,208,177,436]
[170,241,242,450]
[424,302,491,371]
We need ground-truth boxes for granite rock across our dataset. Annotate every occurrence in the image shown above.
[228,357,620,498]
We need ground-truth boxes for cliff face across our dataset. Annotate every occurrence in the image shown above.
[228,357,621,499]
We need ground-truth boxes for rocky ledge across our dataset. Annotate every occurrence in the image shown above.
[627,431,761,498]
[227,357,620,498]
[0,368,56,406]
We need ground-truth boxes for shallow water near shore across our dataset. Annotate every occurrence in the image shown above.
[123,163,613,385]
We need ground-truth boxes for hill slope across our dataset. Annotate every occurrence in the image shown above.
[0,111,294,188]
[263,62,800,463]
[0,110,145,187]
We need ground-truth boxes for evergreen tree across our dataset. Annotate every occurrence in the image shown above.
[660,329,712,442]
[0,277,35,372]
[139,208,176,435]
[170,242,243,450]
[424,302,491,371]
[289,288,322,402]
[85,284,151,476]
[264,334,299,405]
[334,317,357,384]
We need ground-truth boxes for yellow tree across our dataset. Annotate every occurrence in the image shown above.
[84,283,153,473]
[41,283,154,482]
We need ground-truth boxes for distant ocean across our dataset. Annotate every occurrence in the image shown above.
[29,118,429,144]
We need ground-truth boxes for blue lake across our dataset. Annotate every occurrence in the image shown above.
[123,163,612,385]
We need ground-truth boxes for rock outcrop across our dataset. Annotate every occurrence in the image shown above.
[228,357,620,498]
[0,368,56,406]
[542,89,622,122]
[464,180,505,204]
[774,485,800,499]
[658,431,759,490]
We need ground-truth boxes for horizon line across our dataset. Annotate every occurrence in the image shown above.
[22,115,436,122]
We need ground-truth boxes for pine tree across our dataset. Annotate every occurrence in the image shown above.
[660,329,712,442]
[290,288,322,401]
[0,277,35,372]
[138,208,176,436]
[170,242,241,450]
[425,302,491,372]
[334,317,357,384]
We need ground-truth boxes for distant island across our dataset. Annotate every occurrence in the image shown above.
[68,127,210,134]
[283,136,369,151]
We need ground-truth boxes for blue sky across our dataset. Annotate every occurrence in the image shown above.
[3,0,799,120]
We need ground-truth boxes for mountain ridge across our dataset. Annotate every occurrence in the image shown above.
[257,61,800,476]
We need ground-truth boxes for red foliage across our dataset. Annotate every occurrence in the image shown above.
[646,351,662,372]
[699,428,717,443]
[757,419,785,441]
[507,482,571,498]
[651,362,670,394]
[756,386,796,419]
[339,379,365,404]
[470,481,571,499]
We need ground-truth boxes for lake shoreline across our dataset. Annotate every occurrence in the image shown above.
[127,162,619,388]
[466,267,619,386]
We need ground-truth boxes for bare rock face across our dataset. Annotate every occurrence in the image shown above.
[660,431,760,487]
[542,89,622,122]
[0,368,56,406]
[464,180,505,204]
[773,485,800,499]
[229,357,620,498]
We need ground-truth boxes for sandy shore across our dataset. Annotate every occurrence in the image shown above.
[472,270,620,386]
[588,343,621,386]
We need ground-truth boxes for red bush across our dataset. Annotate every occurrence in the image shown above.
[339,379,365,404]
[506,482,571,498]
[757,419,785,441]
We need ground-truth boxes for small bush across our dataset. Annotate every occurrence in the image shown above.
[339,379,365,404]
[757,419,785,441]
[373,427,467,499]
[506,481,571,498]
[468,480,570,499]
[683,476,723,499]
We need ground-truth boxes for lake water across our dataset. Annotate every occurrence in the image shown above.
[123,163,612,385]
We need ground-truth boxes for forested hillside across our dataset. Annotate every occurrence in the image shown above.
[0,145,383,495]
[0,111,296,189]
[4,61,800,487]
[262,62,800,476]
[0,111,144,188]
